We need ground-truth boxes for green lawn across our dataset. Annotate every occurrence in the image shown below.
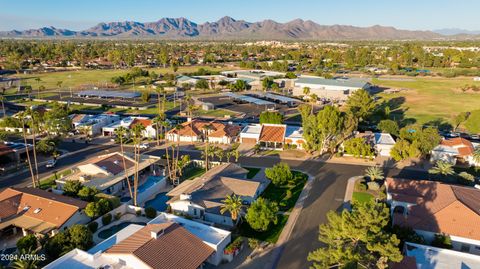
[373,76,480,125]
[261,171,308,212]
[181,166,205,181]
[352,192,375,204]
[39,169,73,190]
[238,214,288,243]
[244,167,261,179]
[12,66,223,90]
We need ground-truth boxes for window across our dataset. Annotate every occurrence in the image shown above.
[193,208,197,215]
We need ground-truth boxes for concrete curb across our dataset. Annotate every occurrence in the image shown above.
[343,176,362,211]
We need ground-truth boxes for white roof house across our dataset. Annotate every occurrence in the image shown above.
[292,75,371,100]
[239,124,262,143]
[44,212,231,269]
[285,126,305,149]
[404,242,480,269]
[373,133,396,157]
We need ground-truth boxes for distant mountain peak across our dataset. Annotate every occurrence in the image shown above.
[0,17,451,40]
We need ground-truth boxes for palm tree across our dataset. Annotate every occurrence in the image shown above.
[364,166,384,181]
[115,126,133,199]
[309,93,318,114]
[0,93,6,118]
[27,109,40,187]
[19,111,36,188]
[10,258,38,269]
[303,86,310,97]
[214,146,224,163]
[131,123,146,206]
[473,148,480,165]
[429,161,455,177]
[202,124,213,171]
[154,86,166,146]
[221,194,243,224]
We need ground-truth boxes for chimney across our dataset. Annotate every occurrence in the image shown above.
[150,228,164,239]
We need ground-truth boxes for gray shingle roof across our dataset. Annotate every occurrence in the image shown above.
[295,77,369,88]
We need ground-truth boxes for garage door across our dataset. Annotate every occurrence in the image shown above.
[241,138,258,144]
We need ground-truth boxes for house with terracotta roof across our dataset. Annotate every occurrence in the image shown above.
[240,123,305,150]
[45,212,231,268]
[166,163,270,227]
[55,152,160,195]
[0,187,88,239]
[431,137,479,166]
[386,178,480,255]
[166,119,240,144]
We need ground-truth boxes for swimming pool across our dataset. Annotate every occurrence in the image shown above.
[136,176,165,193]
[97,221,147,239]
[144,192,169,212]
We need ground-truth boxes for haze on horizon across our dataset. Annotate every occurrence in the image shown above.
[0,0,479,32]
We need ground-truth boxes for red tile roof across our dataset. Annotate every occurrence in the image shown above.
[131,118,152,128]
[106,223,214,269]
[0,187,87,228]
[259,125,286,143]
[168,120,240,139]
[440,138,474,156]
[387,178,480,240]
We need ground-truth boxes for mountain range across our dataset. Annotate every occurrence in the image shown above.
[0,16,467,40]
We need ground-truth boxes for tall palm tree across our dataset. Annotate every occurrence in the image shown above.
[154,86,165,146]
[56,81,63,99]
[202,124,213,171]
[0,93,6,118]
[473,148,480,165]
[309,93,318,114]
[19,111,36,188]
[27,109,40,187]
[364,166,384,181]
[172,124,184,184]
[131,124,146,206]
[115,126,133,199]
[220,194,243,224]
[214,146,224,163]
[428,160,455,177]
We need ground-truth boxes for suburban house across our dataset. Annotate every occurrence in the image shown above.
[431,137,479,166]
[240,123,305,150]
[0,187,88,238]
[386,178,480,255]
[0,141,33,164]
[70,113,120,136]
[166,119,240,144]
[55,152,160,195]
[102,116,157,138]
[166,163,270,227]
[45,212,231,268]
[348,131,396,157]
[292,76,371,101]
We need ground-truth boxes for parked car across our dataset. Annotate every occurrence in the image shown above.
[46,159,56,168]
[137,143,150,149]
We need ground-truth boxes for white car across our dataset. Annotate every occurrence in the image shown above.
[46,160,56,168]
[138,143,150,149]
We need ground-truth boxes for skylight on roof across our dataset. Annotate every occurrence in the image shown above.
[33,208,42,214]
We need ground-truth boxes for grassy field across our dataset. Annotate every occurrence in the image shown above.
[39,169,73,190]
[11,65,223,90]
[373,76,480,125]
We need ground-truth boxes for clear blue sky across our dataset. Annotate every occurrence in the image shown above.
[0,0,478,31]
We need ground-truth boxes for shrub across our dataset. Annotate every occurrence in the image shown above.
[87,222,98,233]
[145,207,157,218]
[432,233,453,249]
[17,234,38,253]
[224,237,243,255]
[265,162,293,186]
[458,172,475,185]
[367,181,380,191]
[63,180,82,197]
[248,238,260,249]
[102,213,112,226]
[114,212,122,220]
[136,210,142,216]
[355,180,367,192]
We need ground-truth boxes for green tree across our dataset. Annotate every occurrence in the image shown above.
[343,137,374,158]
[429,160,455,177]
[453,112,469,131]
[77,186,99,202]
[220,194,244,224]
[390,139,420,161]
[35,137,57,154]
[346,89,376,122]
[45,224,93,259]
[308,201,402,269]
[377,119,399,136]
[473,148,480,164]
[195,79,209,90]
[85,198,111,218]
[16,234,38,253]
[141,91,151,103]
[265,162,293,186]
[63,180,82,197]
[259,111,283,124]
[68,224,93,250]
[245,198,279,232]
[431,233,453,249]
[365,166,384,181]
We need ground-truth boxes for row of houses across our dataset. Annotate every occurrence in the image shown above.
[70,114,158,138]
